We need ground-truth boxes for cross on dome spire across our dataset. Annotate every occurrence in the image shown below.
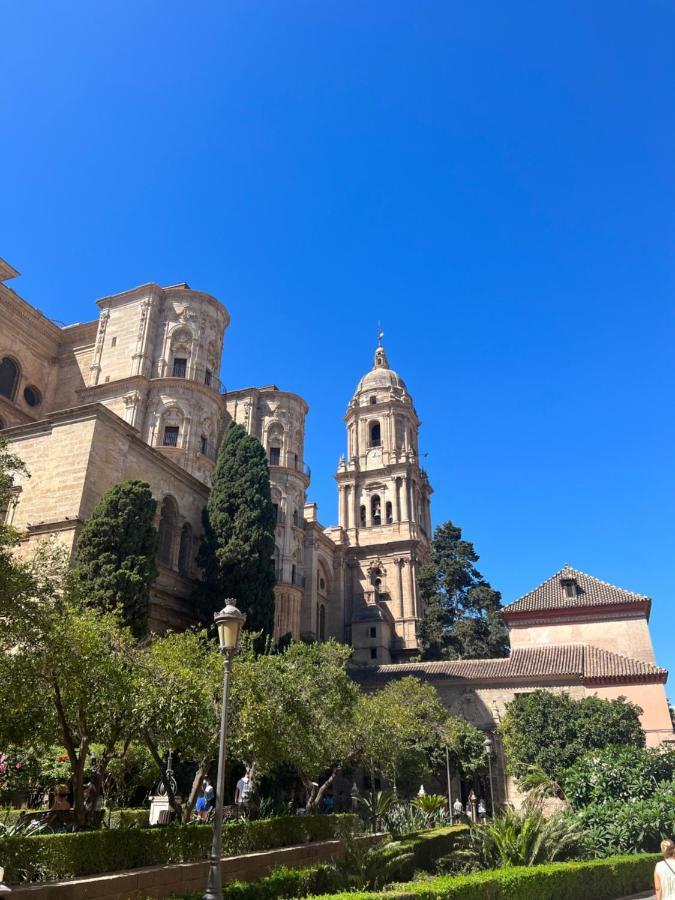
[373,323,389,369]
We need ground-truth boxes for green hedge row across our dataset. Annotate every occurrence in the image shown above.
[181,829,468,900]
[1,807,149,829]
[219,864,344,899]
[107,808,149,829]
[304,853,658,899]
[377,826,467,882]
[1,813,360,884]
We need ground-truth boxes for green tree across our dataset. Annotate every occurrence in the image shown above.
[418,520,509,660]
[500,690,645,782]
[356,677,451,793]
[0,438,36,622]
[196,423,276,636]
[133,629,224,822]
[230,640,359,812]
[0,561,138,826]
[562,745,675,809]
[73,480,158,637]
[443,715,489,783]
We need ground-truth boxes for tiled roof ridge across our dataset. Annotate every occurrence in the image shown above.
[364,641,666,680]
[503,566,650,616]
[583,643,667,677]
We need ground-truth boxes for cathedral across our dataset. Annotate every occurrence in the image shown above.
[0,259,430,664]
[2,259,673,803]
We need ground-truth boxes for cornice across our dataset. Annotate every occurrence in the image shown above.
[504,602,651,626]
[94,282,230,327]
[3,402,209,498]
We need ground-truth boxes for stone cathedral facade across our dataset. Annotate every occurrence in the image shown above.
[0,260,431,663]
[2,257,674,785]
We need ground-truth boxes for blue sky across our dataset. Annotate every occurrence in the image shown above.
[2,2,675,673]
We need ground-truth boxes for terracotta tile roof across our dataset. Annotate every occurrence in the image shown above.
[352,643,666,686]
[503,566,650,617]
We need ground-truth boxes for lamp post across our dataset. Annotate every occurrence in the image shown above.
[483,734,495,817]
[203,602,246,900]
[445,745,454,825]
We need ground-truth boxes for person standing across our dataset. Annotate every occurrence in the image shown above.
[202,778,215,813]
[234,768,252,814]
[655,840,675,900]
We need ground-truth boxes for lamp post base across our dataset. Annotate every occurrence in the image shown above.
[202,854,222,900]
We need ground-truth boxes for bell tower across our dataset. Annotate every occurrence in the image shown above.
[336,336,432,664]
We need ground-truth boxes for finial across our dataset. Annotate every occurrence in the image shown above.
[377,322,384,348]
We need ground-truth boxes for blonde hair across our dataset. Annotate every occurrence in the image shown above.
[661,839,675,858]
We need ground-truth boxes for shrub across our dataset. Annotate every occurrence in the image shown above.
[304,853,658,899]
[500,690,644,782]
[575,783,675,856]
[458,807,586,870]
[0,813,361,884]
[107,808,150,829]
[220,864,345,898]
[563,745,675,809]
[377,826,467,882]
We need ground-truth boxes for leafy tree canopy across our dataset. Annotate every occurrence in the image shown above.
[0,552,138,826]
[196,423,275,637]
[73,480,158,637]
[562,744,675,809]
[418,520,509,660]
[500,689,645,781]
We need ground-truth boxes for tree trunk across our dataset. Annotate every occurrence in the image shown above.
[182,759,211,824]
[303,766,341,815]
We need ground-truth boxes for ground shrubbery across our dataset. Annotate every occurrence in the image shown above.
[1,813,360,884]
[299,854,657,900]
[559,745,675,855]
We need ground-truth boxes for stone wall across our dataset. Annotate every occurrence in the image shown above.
[9,834,385,900]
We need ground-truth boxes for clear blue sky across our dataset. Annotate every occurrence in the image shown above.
[2,2,674,673]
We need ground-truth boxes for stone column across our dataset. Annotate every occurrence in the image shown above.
[408,556,416,618]
[395,558,405,619]
[402,476,410,521]
[338,485,345,528]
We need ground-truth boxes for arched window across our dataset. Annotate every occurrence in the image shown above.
[291,563,296,584]
[318,604,326,642]
[267,423,284,467]
[369,421,381,447]
[169,327,192,378]
[371,494,381,526]
[385,501,393,524]
[157,496,178,566]
[360,505,366,526]
[0,358,20,401]
[292,508,299,527]
[178,523,193,576]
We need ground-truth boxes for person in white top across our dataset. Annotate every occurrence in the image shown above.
[655,839,675,900]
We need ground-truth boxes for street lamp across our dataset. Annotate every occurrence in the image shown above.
[483,734,495,817]
[203,602,246,900]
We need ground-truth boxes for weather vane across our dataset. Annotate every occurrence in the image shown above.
[377,322,384,347]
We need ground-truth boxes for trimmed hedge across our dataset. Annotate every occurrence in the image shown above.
[377,826,467,881]
[220,864,344,899]
[1,807,149,829]
[1,813,360,884]
[107,807,149,829]
[305,853,658,899]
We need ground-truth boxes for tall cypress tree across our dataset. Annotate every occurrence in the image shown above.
[418,520,509,660]
[196,423,276,636]
[73,480,158,638]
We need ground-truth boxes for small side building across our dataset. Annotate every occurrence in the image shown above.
[354,565,674,807]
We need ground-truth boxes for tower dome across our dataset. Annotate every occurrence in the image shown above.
[353,343,409,402]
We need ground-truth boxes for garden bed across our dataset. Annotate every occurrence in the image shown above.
[303,853,658,899]
[0,813,360,884]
